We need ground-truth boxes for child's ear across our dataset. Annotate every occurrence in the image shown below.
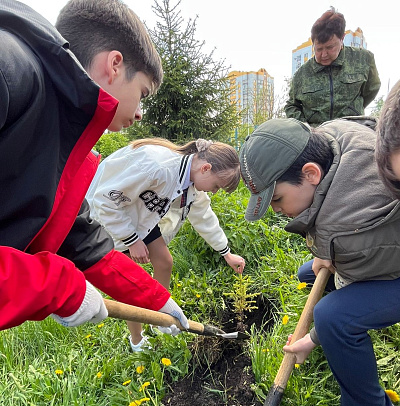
[201,163,212,173]
[302,163,322,185]
[106,51,124,84]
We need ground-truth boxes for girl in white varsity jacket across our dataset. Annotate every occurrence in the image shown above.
[86,137,246,350]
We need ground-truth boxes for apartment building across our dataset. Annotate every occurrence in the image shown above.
[228,68,274,125]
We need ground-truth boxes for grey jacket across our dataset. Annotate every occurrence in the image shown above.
[286,117,400,285]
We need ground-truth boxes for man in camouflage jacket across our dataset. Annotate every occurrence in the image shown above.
[285,47,381,126]
[285,8,381,127]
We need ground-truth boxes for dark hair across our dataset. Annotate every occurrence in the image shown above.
[311,7,346,43]
[278,130,334,185]
[131,138,240,193]
[55,0,163,93]
[376,80,400,199]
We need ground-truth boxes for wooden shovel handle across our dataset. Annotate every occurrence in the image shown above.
[104,298,207,335]
[264,267,331,406]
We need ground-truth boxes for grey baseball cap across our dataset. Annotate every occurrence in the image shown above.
[239,118,312,221]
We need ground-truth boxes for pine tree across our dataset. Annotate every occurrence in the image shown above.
[128,0,239,143]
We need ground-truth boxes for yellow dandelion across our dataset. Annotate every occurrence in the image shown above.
[122,379,132,386]
[282,315,289,325]
[262,348,270,353]
[85,334,92,339]
[385,390,400,402]
[297,282,307,290]
[139,382,150,391]
[161,357,172,366]
[129,398,150,406]
[136,365,145,374]
[290,275,294,279]
[177,283,182,287]
[97,323,104,328]
[96,372,102,378]
[55,369,63,375]
[196,293,201,298]
[295,364,300,369]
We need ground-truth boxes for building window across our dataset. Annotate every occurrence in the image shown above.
[295,55,301,71]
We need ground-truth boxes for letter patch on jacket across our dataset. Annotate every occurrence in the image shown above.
[103,190,132,206]
[139,190,170,216]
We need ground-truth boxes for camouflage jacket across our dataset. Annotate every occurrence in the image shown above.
[284,47,381,126]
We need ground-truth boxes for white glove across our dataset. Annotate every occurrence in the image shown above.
[157,297,189,336]
[51,281,108,327]
[157,324,182,336]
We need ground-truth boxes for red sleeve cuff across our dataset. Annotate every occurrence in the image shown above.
[83,250,170,311]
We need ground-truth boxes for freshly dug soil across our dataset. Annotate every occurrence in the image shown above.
[162,295,272,406]
[162,340,259,406]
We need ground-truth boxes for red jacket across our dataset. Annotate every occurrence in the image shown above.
[0,0,169,330]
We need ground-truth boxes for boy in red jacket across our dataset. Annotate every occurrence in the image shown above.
[0,0,188,332]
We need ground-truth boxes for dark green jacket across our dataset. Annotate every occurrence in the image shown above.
[285,47,381,126]
[285,117,400,285]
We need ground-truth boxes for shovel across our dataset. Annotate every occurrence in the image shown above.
[104,298,249,340]
[264,267,331,406]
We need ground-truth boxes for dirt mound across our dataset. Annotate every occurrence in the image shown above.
[162,341,259,406]
[162,295,272,406]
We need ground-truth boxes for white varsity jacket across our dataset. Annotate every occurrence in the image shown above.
[86,144,229,255]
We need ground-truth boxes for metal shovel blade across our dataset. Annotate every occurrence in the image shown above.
[201,324,249,340]
[217,331,250,340]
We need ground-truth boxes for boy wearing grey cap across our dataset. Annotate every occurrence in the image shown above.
[239,117,400,406]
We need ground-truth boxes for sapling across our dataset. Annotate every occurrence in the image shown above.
[224,274,259,332]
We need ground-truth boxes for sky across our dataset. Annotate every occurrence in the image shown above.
[20,0,400,106]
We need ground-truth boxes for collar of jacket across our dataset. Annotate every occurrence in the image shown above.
[0,0,104,118]
[311,47,346,73]
[178,154,192,186]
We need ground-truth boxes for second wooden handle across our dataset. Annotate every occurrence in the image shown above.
[104,298,206,334]
[264,267,331,406]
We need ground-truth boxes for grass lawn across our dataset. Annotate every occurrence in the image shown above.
[1,182,399,405]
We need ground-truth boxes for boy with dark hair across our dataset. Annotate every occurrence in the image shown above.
[55,0,163,94]
[239,117,400,406]
[0,0,188,333]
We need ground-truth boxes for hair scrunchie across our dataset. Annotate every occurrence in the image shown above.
[196,138,213,152]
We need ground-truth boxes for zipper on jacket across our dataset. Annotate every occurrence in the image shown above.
[329,66,334,120]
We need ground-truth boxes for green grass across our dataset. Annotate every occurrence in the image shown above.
[1,182,399,405]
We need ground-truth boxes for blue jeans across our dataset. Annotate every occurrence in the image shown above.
[298,259,336,292]
[313,277,400,406]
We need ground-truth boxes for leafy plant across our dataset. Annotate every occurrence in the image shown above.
[94,131,130,159]
[223,273,259,331]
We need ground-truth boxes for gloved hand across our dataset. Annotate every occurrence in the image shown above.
[51,280,108,327]
[157,297,189,336]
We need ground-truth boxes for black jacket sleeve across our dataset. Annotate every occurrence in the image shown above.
[57,199,114,270]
